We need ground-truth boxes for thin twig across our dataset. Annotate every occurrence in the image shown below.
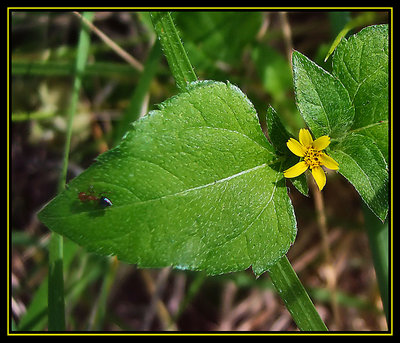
[291,228,342,273]
[279,12,294,68]
[140,268,177,331]
[217,281,237,331]
[256,12,270,41]
[236,290,277,331]
[309,176,341,329]
[72,12,143,72]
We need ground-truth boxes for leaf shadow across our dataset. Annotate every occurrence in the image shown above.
[69,201,107,218]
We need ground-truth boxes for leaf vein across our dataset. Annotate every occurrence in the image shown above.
[349,120,388,133]
[335,149,374,193]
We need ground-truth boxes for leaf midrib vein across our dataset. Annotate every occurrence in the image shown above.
[122,161,273,207]
[54,160,282,220]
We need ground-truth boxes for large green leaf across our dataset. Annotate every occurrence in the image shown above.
[329,24,389,221]
[332,24,388,162]
[38,81,297,276]
[292,50,355,139]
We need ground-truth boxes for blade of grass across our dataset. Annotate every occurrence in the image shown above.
[87,257,119,331]
[47,234,65,331]
[18,239,80,331]
[12,111,55,122]
[12,60,139,79]
[363,203,389,325]
[150,12,197,90]
[268,255,328,331]
[47,11,94,332]
[324,12,379,62]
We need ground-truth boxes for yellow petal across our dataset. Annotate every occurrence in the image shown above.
[287,138,307,157]
[299,128,313,147]
[284,161,308,178]
[311,166,326,190]
[312,136,330,151]
[320,153,339,170]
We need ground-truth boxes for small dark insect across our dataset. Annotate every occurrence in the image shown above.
[99,196,113,207]
[78,187,112,208]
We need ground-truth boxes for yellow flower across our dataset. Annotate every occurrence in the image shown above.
[283,129,339,191]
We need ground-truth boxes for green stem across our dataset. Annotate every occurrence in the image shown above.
[47,11,94,331]
[150,12,197,90]
[362,203,389,325]
[268,255,328,331]
[58,12,94,191]
[47,234,65,331]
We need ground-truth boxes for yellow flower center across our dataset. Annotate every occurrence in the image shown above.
[303,147,321,168]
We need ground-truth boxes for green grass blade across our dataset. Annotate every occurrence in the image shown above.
[58,12,94,191]
[363,203,389,324]
[47,11,94,332]
[150,12,197,90]
[12,111,55,122]
[17,239,79,331]
[12,60,139,78]
[47,234,65,331]
[324,12,379,62]
[268,255,328,331]
[88,258,118,330]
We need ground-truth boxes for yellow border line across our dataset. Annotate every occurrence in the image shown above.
[7,6,394,10]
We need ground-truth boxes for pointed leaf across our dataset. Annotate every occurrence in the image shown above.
[38,81,297,276]
[333,24,388,162]
[329,24,389,221]
[292,50,355,139]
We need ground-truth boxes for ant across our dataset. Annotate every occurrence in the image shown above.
[78,186,113,208]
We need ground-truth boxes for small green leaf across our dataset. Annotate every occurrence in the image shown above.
[292,50,355,139]
[266,106,308,196]
[265,106,291,155]
[39,81,297,276]
[333,24,388,162]
[329,133,388,221]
